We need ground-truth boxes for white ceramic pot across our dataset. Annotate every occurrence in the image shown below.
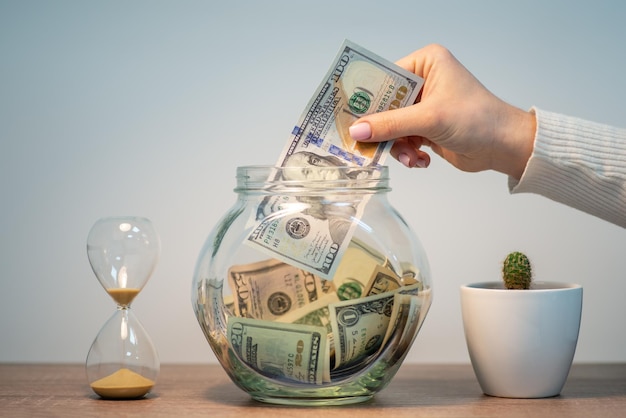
[460,281,583,398]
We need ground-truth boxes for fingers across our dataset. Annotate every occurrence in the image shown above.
[349,104,432,143]
[348,98,436,169]
[391,137,431,168]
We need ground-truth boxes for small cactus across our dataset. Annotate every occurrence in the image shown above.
[502,251,532,290]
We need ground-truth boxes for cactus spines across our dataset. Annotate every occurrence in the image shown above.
[502,251,532,290]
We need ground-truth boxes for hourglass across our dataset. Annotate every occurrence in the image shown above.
[86,216,160,399]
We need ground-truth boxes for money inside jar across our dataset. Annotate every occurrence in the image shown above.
[224,239,426,384]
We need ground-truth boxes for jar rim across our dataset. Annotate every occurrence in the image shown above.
[234,165,390,193]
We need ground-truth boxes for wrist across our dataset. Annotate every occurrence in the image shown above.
[492,105,536,180]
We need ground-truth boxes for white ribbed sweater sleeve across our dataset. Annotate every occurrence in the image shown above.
[508,107,626,228]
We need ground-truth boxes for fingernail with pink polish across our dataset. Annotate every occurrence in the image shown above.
[349,122,372,141]
[415,158,428,168]
[399,153,411,168]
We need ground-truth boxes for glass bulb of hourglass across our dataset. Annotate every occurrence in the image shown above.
[86,308,159,399]
[86,216,160,399]
[87,216,160,306]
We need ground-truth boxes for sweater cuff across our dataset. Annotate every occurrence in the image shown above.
[509,107,626,227]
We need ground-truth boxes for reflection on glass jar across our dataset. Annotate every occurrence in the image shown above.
[192,165,432,406]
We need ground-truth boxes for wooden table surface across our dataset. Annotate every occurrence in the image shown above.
[1,363,625,417]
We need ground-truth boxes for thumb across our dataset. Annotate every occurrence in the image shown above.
[349,103,433,143]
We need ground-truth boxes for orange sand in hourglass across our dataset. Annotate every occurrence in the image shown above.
[90,368,155,399]
[107,288,141,306]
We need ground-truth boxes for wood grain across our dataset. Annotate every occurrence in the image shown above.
[1,363,625,417]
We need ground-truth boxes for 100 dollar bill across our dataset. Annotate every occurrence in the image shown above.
[246,40,424,280]
[227,258,335,320]
[277,39,423,168]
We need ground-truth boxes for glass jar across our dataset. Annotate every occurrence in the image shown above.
[192,165,432,406]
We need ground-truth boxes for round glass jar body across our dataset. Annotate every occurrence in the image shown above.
[192,165,432,406]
